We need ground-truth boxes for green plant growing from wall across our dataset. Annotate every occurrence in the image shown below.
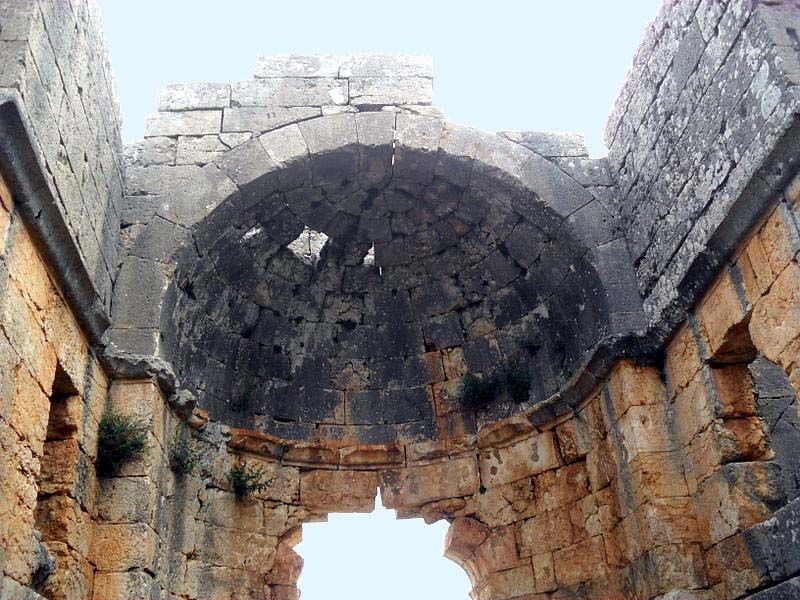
[459,359,532,409]
[169,430,201,476]
[96,410,149,476]
[227,462,273,498]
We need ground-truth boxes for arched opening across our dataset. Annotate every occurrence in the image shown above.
[297,492,471,600]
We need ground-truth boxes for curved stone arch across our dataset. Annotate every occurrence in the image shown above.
[110,112,644,448]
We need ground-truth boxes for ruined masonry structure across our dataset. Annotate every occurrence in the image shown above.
[2,1,800,599]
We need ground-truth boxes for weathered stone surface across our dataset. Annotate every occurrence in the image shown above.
[144,110,222,137]
[231,78,348,107]
[349,77,433,106]
[479,432,560,487]
[380,457,478,508]
[223,106,321,133]
[158,83,231,111]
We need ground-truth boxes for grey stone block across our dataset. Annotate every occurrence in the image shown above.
[144,110,221,137]
[499,131,588,158]
[158,83,231,111]
[339,55,433,78]
[349,77,433,106]
[231,78,348,107]
[254,55,340,78]
[222,106,321,133]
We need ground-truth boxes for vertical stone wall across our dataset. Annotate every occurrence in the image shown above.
[0,0,124,318]
[606,0,800,325]
[0,170,109,599]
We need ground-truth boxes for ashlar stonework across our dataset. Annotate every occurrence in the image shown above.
[2,1,800,599]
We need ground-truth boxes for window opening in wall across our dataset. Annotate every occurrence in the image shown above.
[297,491,471,600]
[287,227,329,265]
[32,363,81,598]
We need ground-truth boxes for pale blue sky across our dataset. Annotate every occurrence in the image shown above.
[98,2,662,598]
[99,0,661,156]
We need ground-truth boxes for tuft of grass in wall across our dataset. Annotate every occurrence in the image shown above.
[227,463,272,498]
[169,431,201,477]
[96,411,149,476]
[460,359,532,409]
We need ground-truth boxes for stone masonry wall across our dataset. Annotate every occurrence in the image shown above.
[0,0,124,322]
[606,0,800,326]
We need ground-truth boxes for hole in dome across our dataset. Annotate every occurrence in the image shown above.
[297,491,471,600]
[363,243,375,266]
[287,227,329,265]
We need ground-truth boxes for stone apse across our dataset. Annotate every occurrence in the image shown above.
[2,1,800,599]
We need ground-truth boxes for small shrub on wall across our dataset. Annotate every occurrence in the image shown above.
[96,411,149,476]
[169,429,201,476]
[227,462,273,498]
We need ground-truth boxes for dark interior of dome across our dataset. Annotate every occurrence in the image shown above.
[160,147,611,444]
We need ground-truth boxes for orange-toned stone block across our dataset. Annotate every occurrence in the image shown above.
[671,371,718,445]
[92,571,155,600]
[109,379,167,447]
[758,205,797,276]
[480,564,535,600]
[628,450,689,505]
[300,469,377,512]
[750,261,800,368]
[39,437,82,495]
[8,222,52,311]
[695,462,783,547]
[648,542,708,593]
[555,409,595,464]
[531,552,556,593]
[479,431,560,487]
[10,363,50,456]
[687,417,770,484]
[35,493,91,556]
[534,461,590,513]
[607,361,665,420]
[444,517,490,565]
[586,436,617,493]
[696,269,748,358]
[196,525,278,571]
[709,364,757,417]
[552,535,608,587]
[706,533,764,598]
[380,456,478,508]
[665,324,703,396]
[634,497,700,549]
[617,404,676,461]
[518,510,573,555]
[91,522,158,572]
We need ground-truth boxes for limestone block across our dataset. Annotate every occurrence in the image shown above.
[479,432,560,488]
[2,281,56,388]
[231,78,347,107]
[480,564,535,600]
[124,137,176,167]
[339,55,433,78]
[222,106,321,133]
[196,525,277,570]
[607,361,666,420]
[176,135,231,165]
[380,457,478,508]
[299,470,377,512]
[534,462,591,513]
[628,451,690,505]
[40,541,93,600]
[555,409,595,463]
[109,380,167,447]
[751,261,800,367]
[758,205,799,277]
[353,111,395,187]
[672,371,718,445]
[616,404,676,462]
[696,269,748,358]
[687,418,770,484]
[519,510,573,555]
[92,570,158,600]
[709,364,757,417]
[552,535,608,587]
[96,477,158,524]
[664,323,704,396]
[634,497,700,550]
[443,517,489,565]
[10,365,49,457]
[38,438,81,495]
[184,562,268,599]
[349,77,433,106]
[499,131,588,158]
[267,542,303,586]
[144,110,222,137]
[158,83,231,111]
[91,523,158,572]
[647,542,708,594]
[35,493,91,556]
[255,55,340,78]
[696,462,783,546]
[197,487,263,531]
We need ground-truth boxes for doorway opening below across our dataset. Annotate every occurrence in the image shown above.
[296,491,471,600]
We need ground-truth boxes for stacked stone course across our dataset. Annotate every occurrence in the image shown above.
[2,1,800,599]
